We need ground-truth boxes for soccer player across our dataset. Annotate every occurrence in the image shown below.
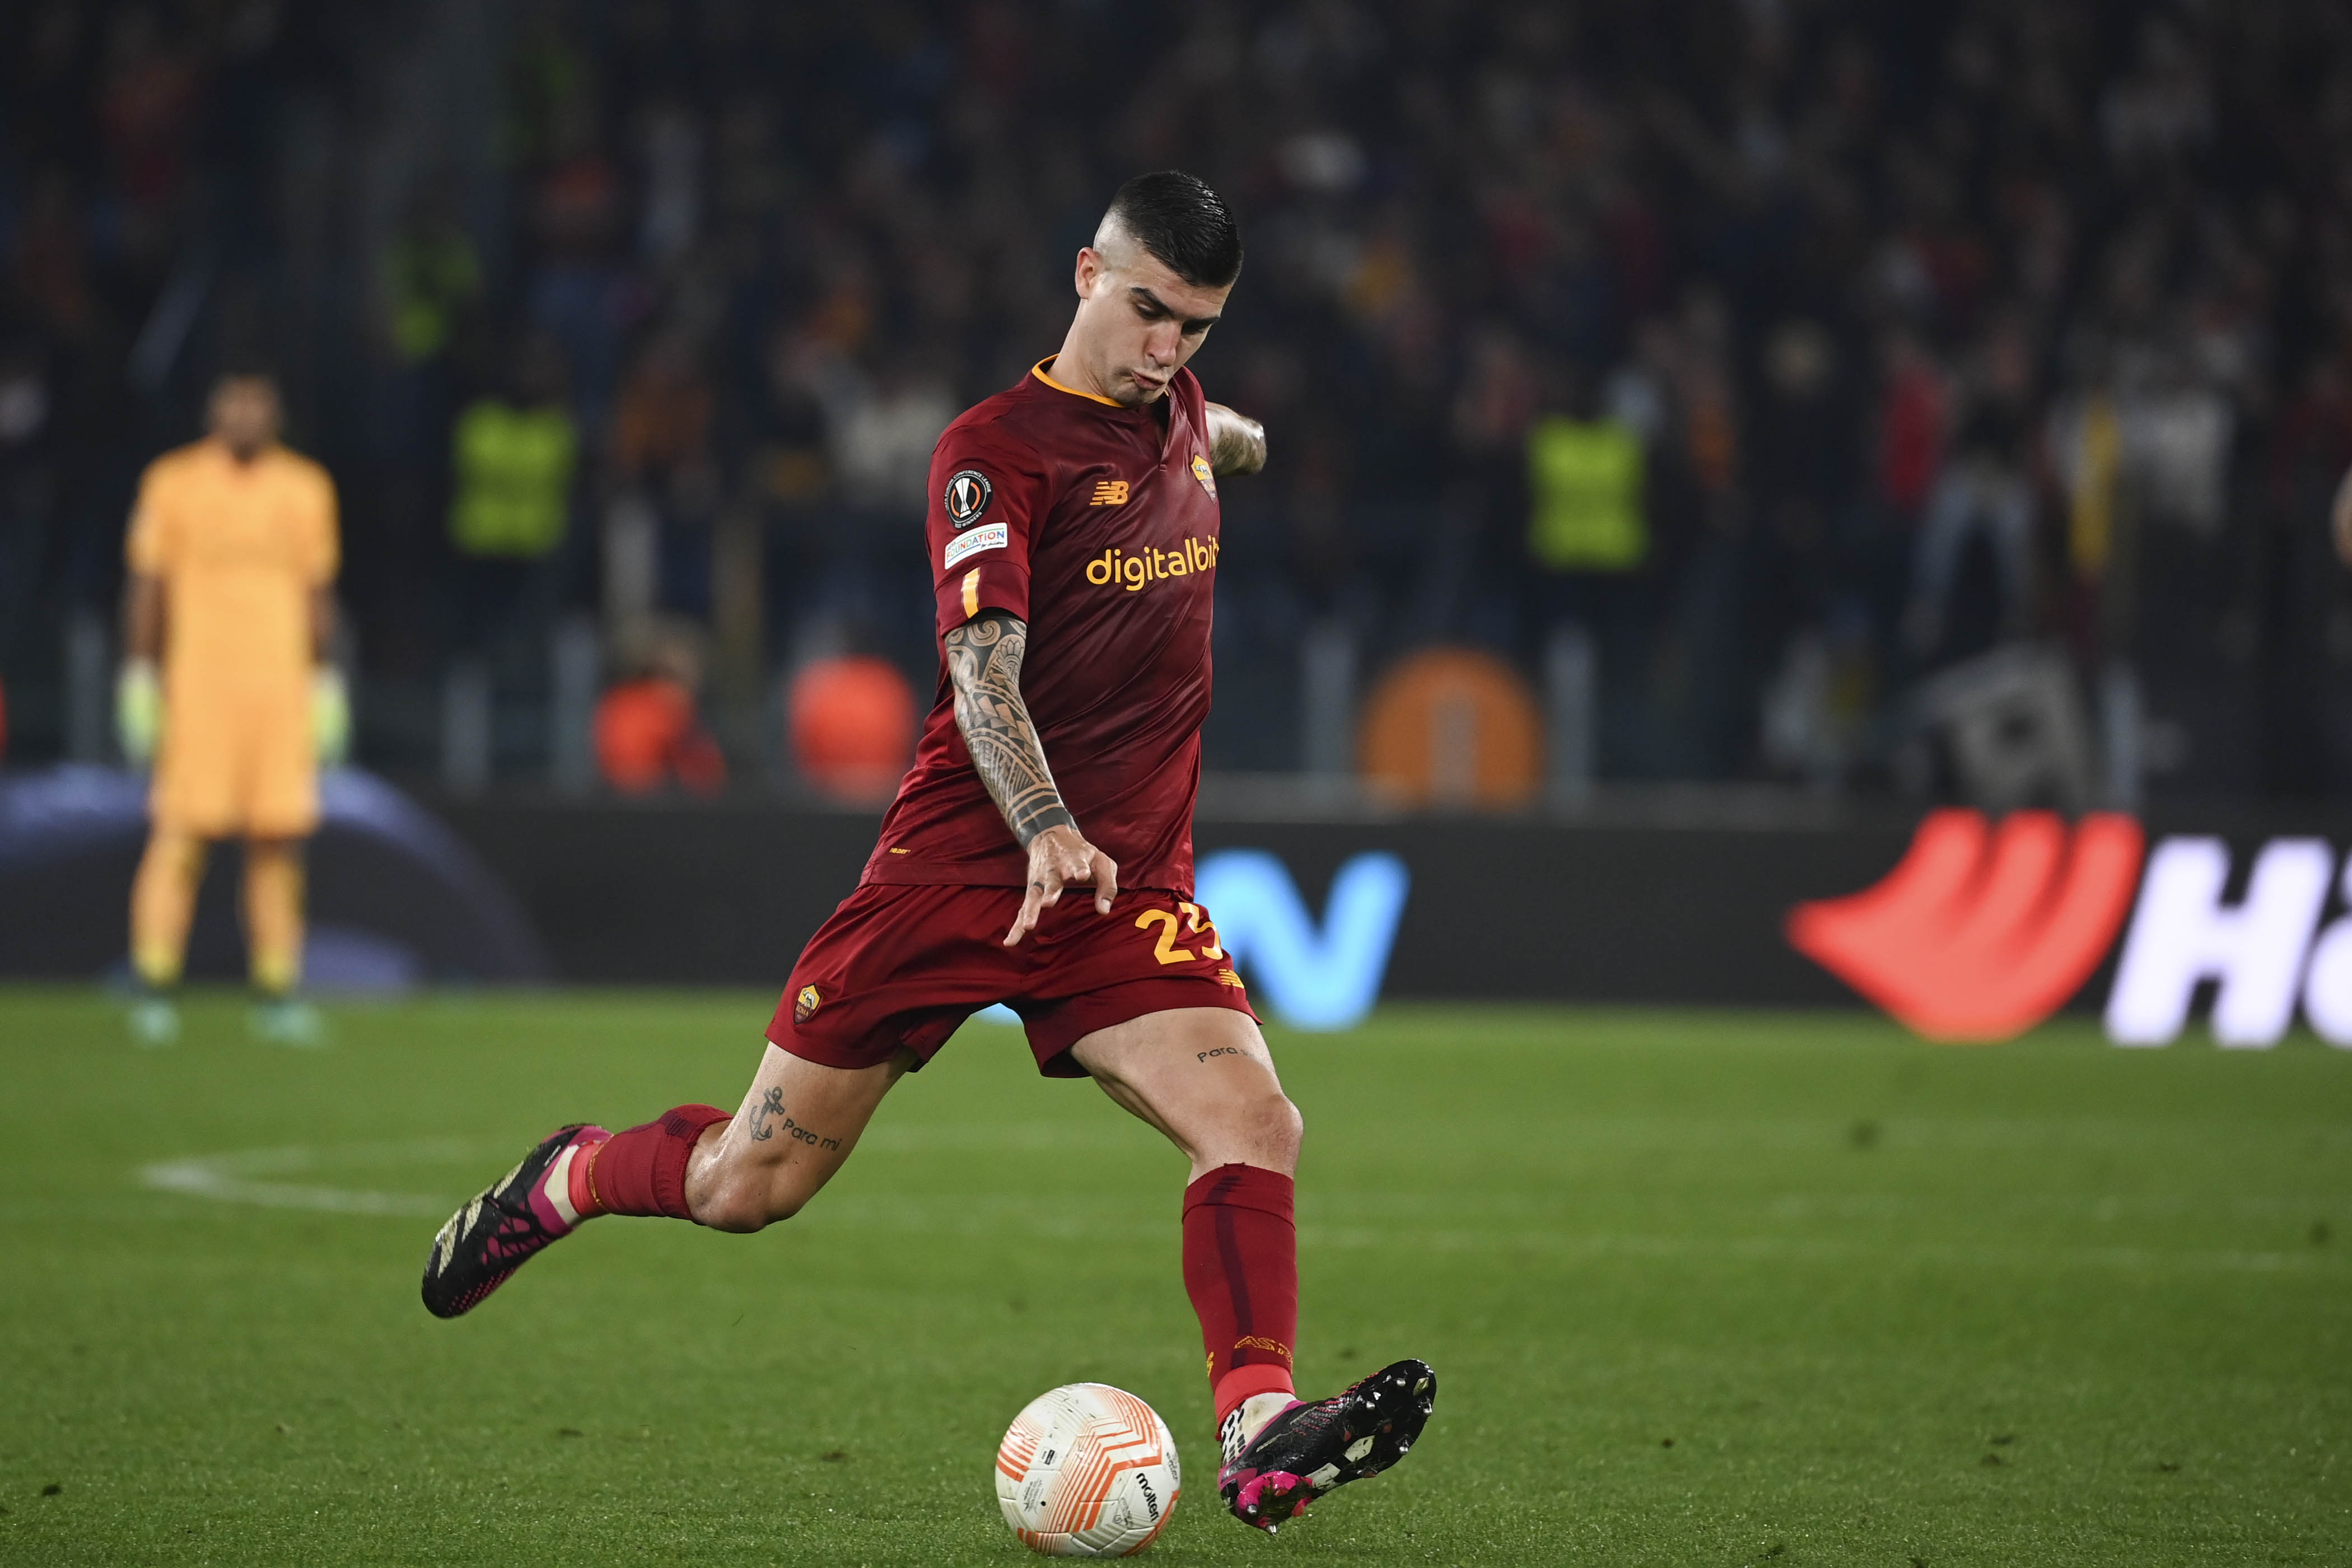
[119,372,346,1046]
[422,173,1435,1534]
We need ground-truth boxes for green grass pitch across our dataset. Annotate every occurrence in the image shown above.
[2,989,2348,1565]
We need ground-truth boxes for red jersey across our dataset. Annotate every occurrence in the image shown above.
[861,358,1224,896]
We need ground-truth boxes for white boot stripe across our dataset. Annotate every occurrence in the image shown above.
[545,1145,581,1228]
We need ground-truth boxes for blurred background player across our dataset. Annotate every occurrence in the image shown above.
[117,372,346,1046]
[591,618,726,797]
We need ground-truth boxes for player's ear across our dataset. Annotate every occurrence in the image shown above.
[1074,246,1103,300]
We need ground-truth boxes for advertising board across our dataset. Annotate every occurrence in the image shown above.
[1791,809,2352,1048]
[9,771,2347,1049]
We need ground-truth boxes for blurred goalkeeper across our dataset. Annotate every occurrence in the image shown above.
[118,371,345,1046]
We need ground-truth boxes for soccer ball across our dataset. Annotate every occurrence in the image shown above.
[995,1382,1181,1557]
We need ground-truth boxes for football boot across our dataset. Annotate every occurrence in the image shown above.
[127,997,180,1048]
[250,998,328,1048]
[1217,1358,1436,1532]
[421,1123,605,1318]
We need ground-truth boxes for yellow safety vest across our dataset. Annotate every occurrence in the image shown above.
[1527,416,1646,572]
[449,400,576,558]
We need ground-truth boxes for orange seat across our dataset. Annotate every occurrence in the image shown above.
[790,656,916,804]
[1358,647,1542,809]
[594,678,726,796]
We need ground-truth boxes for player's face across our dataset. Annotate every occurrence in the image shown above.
[1068,245,1232,407]
[208,379,281,458]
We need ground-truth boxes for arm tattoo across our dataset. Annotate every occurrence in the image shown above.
[1205,402,1266,476]
[944,613,1075,848]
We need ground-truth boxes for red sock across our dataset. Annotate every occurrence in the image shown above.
[1183,1163,1299,1422]
[585,1104,730,1221]
[564,1128,612,1219]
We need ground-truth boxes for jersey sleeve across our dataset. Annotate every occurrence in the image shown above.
[928,423,1050,633]
[124,460,174,576]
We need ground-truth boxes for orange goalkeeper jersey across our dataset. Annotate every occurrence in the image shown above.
[127,438,339,835]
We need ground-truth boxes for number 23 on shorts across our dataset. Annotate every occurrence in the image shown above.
[1136,901,1224,964]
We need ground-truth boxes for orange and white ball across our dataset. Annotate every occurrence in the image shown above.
[995,1383,1181,1557]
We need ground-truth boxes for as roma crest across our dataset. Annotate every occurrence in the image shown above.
[1189,453,1217,498]
[794,984,823,1024]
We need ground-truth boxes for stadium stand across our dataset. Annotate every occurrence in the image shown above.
[1,2,2349,799]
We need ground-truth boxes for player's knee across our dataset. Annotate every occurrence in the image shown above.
[1238,1089,1303,1169]
[694,1166,806,1234]
[698,1188,800,1234]
[1269,1093,1304,1163]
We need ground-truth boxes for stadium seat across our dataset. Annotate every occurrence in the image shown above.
[789,655,916,805]
[1357,647,1542,810]
[594,677,726,797]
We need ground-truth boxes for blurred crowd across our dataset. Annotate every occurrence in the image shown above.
[5,0,2352,795]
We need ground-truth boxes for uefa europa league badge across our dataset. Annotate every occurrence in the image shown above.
[945,470,993,529]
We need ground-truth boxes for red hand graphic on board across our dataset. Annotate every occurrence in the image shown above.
[1786,809,2146,1042]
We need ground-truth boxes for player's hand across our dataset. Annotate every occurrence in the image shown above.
[312,665,351,767]
[116,660,161,767]
[1005,823,1118,946]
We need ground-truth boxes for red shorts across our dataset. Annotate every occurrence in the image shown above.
[771,883,1257,1077]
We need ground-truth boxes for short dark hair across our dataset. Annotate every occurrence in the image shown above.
[1104,171,1243,289]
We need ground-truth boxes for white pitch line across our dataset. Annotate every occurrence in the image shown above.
[137,1138,498,1219]
[141,1139,2348,1280]
[139,1160,449,1217]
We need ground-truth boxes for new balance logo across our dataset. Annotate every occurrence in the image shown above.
[1090,479,1130,505]
[1786,809,2145,1043]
